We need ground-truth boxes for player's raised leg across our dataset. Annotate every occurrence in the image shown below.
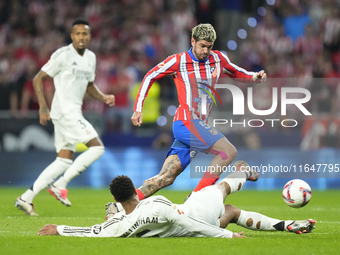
[219,204,315,234]
[194,142,260,193]
[50,137,105,206]
[193,137,237,192]
[136,154,183,199]
[210,160,258,203]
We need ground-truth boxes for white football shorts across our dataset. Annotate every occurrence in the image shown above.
[184,186,225,227]
[52,115,99,152]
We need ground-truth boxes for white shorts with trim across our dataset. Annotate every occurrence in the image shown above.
[52,115,98,152]
[184,186,225,227]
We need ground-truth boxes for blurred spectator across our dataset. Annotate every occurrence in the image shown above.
[171,0,196,53]
[0,72,18,116]
[240,30,267,71]
[152,132,173,150]
[320,6,340,53]
[295,24,322,66]
[283,5,311,42]
[195,0,217,25]
[130,80,161,134]
[105,63,135,133]
[20,63,54,117]
[270,24,294,57]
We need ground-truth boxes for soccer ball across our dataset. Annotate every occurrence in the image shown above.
[282,179,312,208]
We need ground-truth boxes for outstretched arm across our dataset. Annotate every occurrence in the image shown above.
[33,70,51,125]
[39,221,121,237]
[133,55,179,126]
[219,51,267,83]
[38,224,59,235]
[86,82,115,106]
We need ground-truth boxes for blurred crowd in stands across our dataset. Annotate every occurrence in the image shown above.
[0,0,339,148]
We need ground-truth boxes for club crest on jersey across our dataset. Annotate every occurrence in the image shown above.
[211,66,217,78]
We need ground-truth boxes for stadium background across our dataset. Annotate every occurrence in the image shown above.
[0,0,339,190]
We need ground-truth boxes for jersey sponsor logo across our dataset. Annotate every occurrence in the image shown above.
[72,61,77,65]
[72,69,92,80]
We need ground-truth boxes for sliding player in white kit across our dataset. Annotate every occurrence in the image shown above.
[39,169,315,237]
[15,18,115,216]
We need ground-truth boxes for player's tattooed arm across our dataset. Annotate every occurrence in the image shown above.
[33,70,51,125]
[139,154,183,198]
[87,82,115,106]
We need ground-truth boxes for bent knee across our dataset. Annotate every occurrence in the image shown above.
[224,204,241,220]
[228,148,237,160]
[224,204,238,211]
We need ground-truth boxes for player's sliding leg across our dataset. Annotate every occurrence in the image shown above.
[219,204,315,234]
[15,157,73,215]
[210,160,259,200]
[193,137,237,192]
[136,154,183,199]
[50,137,105,206]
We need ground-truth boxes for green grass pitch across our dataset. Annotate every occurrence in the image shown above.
[1,187,339,255]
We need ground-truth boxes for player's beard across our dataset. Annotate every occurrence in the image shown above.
[193,48,208,62]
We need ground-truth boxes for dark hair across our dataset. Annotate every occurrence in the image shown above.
[110,175,136,202]
[72,17,90,27]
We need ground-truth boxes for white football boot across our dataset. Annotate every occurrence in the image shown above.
[48,184,71,206]
[15,197,38,216]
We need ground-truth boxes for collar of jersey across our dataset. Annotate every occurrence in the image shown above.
[70,43,86,56]
[188,47,208,63]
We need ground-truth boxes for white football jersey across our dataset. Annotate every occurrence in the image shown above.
[56,195,233,238]
[42,44,96,120]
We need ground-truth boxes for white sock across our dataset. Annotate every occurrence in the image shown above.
[53,146,105,189]
[221,172,246,194]
[21,157,72,203]
[237,210,293,231]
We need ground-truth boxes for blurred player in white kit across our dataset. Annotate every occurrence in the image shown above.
[15,17,115,216]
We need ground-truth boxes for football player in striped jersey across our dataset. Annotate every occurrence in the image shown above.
[131,24,266,201]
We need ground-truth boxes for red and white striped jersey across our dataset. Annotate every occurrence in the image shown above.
[134,48,258,123]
